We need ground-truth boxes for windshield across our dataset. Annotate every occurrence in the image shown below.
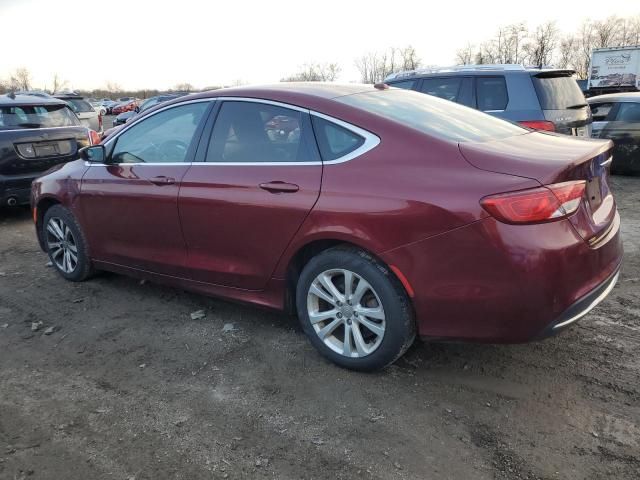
[532,75,586,110]
[65,98,94,113]
[336,88,526,143]
[0,104,80,130]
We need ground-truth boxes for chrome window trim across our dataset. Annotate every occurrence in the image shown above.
[90,96,380,167]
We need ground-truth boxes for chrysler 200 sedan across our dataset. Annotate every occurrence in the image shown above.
[31,83,623,371]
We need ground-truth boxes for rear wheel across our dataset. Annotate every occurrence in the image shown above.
[43,205,94,282]
[296,246,415,371]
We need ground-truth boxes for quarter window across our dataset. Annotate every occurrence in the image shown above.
[476,77,508,111]
[420,77,462,102]
[110,102,208,164]
[390,80,416,90]
[312,117,364,161]
[206,101,316,163]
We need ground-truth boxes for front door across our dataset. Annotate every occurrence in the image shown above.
[179,99,322,290]
[79,101,211,276]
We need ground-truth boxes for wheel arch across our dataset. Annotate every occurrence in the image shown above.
[35,196,62,252]
[282,238,414,315]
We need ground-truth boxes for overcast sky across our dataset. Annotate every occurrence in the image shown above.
[1,0,637,91]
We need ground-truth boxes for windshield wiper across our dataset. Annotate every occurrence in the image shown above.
[566,103,588,109]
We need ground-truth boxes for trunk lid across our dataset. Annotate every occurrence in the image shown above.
[0,127,90,176]
[459,132,615,244]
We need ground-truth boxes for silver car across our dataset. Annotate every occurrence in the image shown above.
[55,95,102,133]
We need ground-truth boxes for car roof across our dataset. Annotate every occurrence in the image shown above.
[587,92,640,103]
[0,93,69,107]
[385,65,575,82]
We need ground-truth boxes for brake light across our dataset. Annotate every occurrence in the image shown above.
[88,129,101,145]
[481,181,586,224]
[518,120,555,132]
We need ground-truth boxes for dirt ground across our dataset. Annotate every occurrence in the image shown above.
[0,176,638,480]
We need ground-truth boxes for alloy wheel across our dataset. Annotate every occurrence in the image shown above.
[307,268,386,358]
[46,217,78,274]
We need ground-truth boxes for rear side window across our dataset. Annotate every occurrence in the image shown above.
[0,104,80,130]
[312,116,364,161]
[590,103,614,121]
[532,75,586,110]
[206,101,318,163]
[615,102,640,122]
[420,77,461,102]
[390,80,415,90]
[476,77,508,111]
[337,89,526,143]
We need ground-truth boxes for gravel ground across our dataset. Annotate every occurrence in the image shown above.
[0,176,638,480]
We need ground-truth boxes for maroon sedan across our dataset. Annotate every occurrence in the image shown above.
[31,84,623,371]
[111,100,137,115]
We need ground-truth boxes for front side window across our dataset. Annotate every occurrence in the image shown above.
[206,101,316,163]
[476,77,508,111]
[420,77,462,102]
[110,102,208,163]
[590,102,614,122]
[390,80,415,90]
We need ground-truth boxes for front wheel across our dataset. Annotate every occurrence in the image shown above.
[43,205,94,282]
[296,246,415,371]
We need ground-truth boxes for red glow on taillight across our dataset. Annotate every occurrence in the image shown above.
[518,120,556,132]
[481,181,586,224]
[88,129,101,145]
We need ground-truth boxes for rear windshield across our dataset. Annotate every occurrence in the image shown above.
[336,88,526,143]
[532,75,586,110]
[0,104,80,130]
[65,98,94,113]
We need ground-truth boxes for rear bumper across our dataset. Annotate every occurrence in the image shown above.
[381,212,623,343]
[0,175,36,206]
[536,266,620,338]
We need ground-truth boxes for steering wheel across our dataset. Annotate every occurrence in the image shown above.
[157,140,188,162]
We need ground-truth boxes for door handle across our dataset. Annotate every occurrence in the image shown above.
[259,181,299,193]
[150,176,176,186]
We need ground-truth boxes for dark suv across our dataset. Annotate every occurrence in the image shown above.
[0,94,95,206]
[385,65,592,137]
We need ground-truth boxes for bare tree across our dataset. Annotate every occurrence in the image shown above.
[174,83,194,92]
[557,36,577,69]
[524,21,559,67]
[281,62,341,82]
[51,73,67,94]
[105,81,122,93]
[10,68,31,91]
[355,46,421,83]
[455,43,474,64]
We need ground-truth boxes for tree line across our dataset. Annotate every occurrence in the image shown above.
[2,14,638,96]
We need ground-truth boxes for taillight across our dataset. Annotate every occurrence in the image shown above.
[88,129,101,145]
[518,120,555,132]
[481,181,586,224]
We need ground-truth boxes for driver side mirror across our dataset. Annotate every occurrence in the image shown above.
[80,145,106,163]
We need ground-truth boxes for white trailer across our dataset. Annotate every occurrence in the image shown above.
[588,46,640,94]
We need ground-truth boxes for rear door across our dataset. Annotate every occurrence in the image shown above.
[178,99,322,289]
[418,76,474,107]
[531,72,592,136]
[79,101,211,276]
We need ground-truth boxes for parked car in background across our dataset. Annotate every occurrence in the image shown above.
[113,93,185,126]
[385,65,592,137]
[102,100,119,114]
[31,84,621,371]
[111,99,138,115]
[54,93,102,133]
[0,93,99,206]
[89,101,107,116]
[588,92,640,174]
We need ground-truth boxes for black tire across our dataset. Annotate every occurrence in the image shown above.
[42,205,94,282]
[296,246,415,372]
